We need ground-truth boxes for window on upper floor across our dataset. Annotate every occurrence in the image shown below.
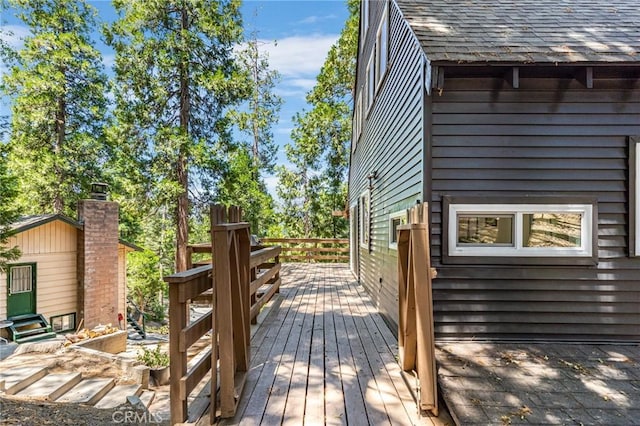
[352,91,363,151]
[366,55,374,111]
[361,0,369,43]
[375,5,388,90]
[630,136,640,256]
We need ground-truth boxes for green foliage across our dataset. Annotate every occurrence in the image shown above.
[105,0,249,270]
[274,0,357,238]
[136,344,169,368]
[2,0,109,216]
[127,249,166,315]
[0,144,21,272]
[218,146,276,236]
[229,33,282,174]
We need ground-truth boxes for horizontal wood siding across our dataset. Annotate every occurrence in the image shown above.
[0,221,77,322]
[350,2,424,328]
[431,77,640,341]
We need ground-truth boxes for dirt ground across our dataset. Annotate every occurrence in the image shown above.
[0,395,165,425]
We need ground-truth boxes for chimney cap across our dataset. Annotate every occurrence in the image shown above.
[90,182,109,200]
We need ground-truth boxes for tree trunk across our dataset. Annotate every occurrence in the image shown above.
[175,6,191,272]
[54,94,66,214]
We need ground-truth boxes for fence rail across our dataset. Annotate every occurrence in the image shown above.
[260,238,349,263]
[166,205,281,424]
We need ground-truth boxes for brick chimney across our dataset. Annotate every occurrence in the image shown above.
[77,184,120,329]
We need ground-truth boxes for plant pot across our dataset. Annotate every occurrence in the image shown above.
[150,366,170,386]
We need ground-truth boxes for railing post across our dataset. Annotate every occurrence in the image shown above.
[169,283,188,424]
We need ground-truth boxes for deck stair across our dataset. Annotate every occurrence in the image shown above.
[0,368,148,410]
[7,314,56,343]
[15,372,81,400]
[94,383,143,409]
[0,366,48,395]
[56,378,115,405]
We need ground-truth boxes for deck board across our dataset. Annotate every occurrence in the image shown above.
[217,264,447,426]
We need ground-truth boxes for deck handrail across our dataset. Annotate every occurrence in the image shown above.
[260,237,348,263]
[166,207,282,424]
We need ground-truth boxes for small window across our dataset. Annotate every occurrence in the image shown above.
[448,202,594,258]
[9,265,33,294]
[630,136,640,256]
[375,6,388,90]
[361,0,369,43]
[366,56,374,111]
[389,210,408,249]
[50,313,76,333]
[360,191,370,249]
[352,91,363,151]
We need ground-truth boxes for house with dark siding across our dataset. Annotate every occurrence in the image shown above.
[348,0,640,342]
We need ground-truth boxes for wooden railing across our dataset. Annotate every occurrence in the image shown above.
[397,203,438,416]
[260,238,348,263]
[165,205,281,424]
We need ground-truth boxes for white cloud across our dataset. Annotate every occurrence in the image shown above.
[297,14,337,25]
[260,34,338,77]
[102,53,115,70]
[0,25,29,50]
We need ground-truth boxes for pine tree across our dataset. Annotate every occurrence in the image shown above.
[2,0,109,216]
[0,144,21,272]
[106,0,247,271]
[276,0,358,238]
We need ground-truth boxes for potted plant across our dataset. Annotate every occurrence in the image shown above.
[137,344,170,386]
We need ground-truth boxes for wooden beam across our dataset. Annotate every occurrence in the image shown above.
[576,66,594,88]
[505,67,519,89]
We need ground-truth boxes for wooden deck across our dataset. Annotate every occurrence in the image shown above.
[207,263,448,426]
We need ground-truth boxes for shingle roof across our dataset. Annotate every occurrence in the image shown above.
[395,0,640,64]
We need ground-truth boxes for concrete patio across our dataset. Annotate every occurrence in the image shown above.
[435,342,640,425]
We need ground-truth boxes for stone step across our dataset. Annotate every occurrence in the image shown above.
[16,372,81,400]
[94,383,142,409]
[0,366,48,395]
[139,389,156,408]
[57,378,115,405]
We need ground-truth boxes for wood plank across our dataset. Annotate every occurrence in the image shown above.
[220,265,312,425]
[323,268,347,426]
[180,310,212,352]
[261,266,315,425]
[249,246,282,268]
[250,264,281,294]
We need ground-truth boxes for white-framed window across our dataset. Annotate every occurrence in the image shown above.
[448,203,594,257]
[631,136,640,256]
[9,265,33,294]
[360,191,370,249]
[352,91,362,151]
[375,5,388,90]
[361,0,369,44]
[366,55,374,111]
[51,313,76,333]
[388,209,408,250]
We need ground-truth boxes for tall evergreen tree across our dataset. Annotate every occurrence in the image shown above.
[0,144,21,272]
[2,0,109,216]
[276,0,358,238]
[222,31,281,235]
[106,0,247,271]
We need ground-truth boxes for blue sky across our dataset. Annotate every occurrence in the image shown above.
[0,0,350,192]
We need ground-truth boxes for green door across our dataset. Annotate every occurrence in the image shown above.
[7,264,36,317]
